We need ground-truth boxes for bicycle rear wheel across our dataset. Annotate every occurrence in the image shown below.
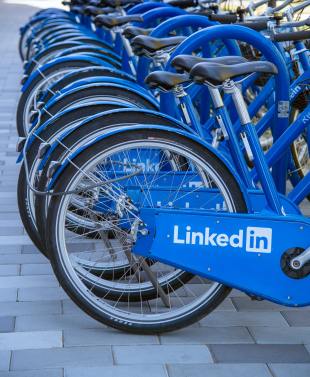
[47,128,247,333]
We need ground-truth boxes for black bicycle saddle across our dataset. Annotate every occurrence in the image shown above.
[172,55,248,73]
[94,14,143,28]
[190,61,278,85]
[145,71,190,91]
[131,36,186,55]
[123,26,153,39]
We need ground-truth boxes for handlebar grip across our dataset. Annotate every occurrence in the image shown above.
[267,0,276,7]
[208,13,238,23]
[168,0,198,9]
[237,21,268,31]
[272,30,310,42]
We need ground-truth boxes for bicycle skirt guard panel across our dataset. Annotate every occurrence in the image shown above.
[133,208,310,307]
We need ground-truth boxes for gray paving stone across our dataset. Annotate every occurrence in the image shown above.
[0,163,19,171]
[269,364,310,377]
[64,328,158,346]
[0,206,18,213]
[199,311,289,327]
[0,177,16,184]
[0,265,19,277]
[210,344,310,363]
[0,331,62,350]
[229,289,247,298]
[282,310,310,326]
[0,228,23,236]
[20,264,53,276]
[167,364,273,377]
[0,0,309,373]
[15,314,102,332]
[0,236,32,246]
[0,195,17,203]
[17,287,68,302]
[62,300,85,315]
[250,326,310,344]
[0,351,10,371]
[0,246,21,255]
[0,166,19,174]
[11,346,113,370]
[0,301,61,316]
[0,289,17,302]
[21,245,41,255]
[0,164,20,172]
[214,298,236,311]
[0,317,14,333]
[0,370,63,377]
[160,326,253,344]
[0,254,47,264]
[0,276,58,289]
[113,345,213,364]
[232,297,306,312]
[0,185,16,191]
[65,365,167,377]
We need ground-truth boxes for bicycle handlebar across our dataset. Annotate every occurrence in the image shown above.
[272,29,310,42]
[208,13,238,23]
[167,0,198,8]
[237,20,268,30]
[237,15,310,32]
[278,16,310,28]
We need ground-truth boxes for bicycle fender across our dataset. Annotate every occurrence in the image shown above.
[56,76,149,97]
[22,55,109,92]
[17,102,132,163]
[38,108,191,170]
[43,81,159,111]
[47,124,250,209]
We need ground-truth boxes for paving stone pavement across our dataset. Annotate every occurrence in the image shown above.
[0,1,309,376]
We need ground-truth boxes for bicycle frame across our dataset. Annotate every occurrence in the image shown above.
[168,24,291,194]
[131,80,310,307]
[43,117,310,308]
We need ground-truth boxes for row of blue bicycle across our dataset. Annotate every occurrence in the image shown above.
[16,0,310,333]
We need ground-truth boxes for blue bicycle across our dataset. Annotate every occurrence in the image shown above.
[16,0,310,333]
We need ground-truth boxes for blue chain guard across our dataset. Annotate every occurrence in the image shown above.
[133,208,310,307]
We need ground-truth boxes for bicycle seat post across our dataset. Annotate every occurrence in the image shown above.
[173,84,205,137]
[207,86,227,148]
[223,79,284,215]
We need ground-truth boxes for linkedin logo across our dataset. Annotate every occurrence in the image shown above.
[173,225,272,253]
[245,227,272,253]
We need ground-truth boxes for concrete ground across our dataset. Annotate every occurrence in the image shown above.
[0,1,309,376]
